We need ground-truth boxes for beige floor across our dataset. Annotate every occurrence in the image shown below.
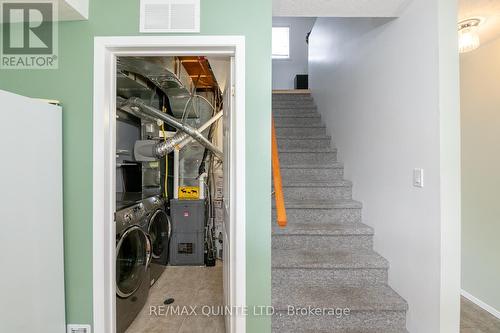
[127,274,500,332]
[461,296,500,333]
[126,262,225,333]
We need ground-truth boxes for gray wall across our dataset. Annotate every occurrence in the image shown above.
[308,0,460,331]
[272,17,315,90]
[461,37,500,314]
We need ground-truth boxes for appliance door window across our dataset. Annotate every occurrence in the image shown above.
[116,226,149,298]
[149,210,171,259]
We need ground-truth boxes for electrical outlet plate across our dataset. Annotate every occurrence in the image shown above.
[67,324,92,333]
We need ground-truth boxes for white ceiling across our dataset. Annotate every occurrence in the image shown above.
[2,0,88,21]
[459,0,500,46]
[273,0,411,17]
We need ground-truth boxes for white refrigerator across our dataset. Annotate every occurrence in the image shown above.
[0,89,65,333]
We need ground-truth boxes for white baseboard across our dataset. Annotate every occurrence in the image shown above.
[461,289,500,320]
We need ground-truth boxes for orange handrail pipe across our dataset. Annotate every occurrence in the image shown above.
[272,118,287,228]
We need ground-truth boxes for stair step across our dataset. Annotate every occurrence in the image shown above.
[273,109,321,119]
[273,105,317,111]
[272,199,362,225]
[278,137,332,150]
[273,280,407,310]
[281,180,352,201]
[272,248,389,286]
[276,199,362,209]
[273,311,407,333]
[274,117,323,127]
[273,94,312,101]
[280,163,344,181]
[272,99,314,105]
[283,179,350,187]
[275,126,327,138]
[272,247,389,269]
[273,106,317,114]
[279,148,337,165]
[273,101,316,108]
[273,221,372,236]
[273,112,319,118]
[272,283,407,332]
[272,222,374,250]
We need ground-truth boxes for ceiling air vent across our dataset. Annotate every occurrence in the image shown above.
[140,0,200,33]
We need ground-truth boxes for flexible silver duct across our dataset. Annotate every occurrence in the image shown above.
[155,131,189,157]
[125,97,223,159]
[134,111,223,161]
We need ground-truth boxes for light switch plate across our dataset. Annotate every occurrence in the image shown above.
[67,324,92,333]
[413,168,424,188]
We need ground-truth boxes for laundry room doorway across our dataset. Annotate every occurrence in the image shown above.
[92,36,246,333]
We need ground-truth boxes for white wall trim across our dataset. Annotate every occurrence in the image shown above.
[92,35,246,333]
[461,290,500,320]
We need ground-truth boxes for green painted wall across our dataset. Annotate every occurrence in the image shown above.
[461,37,500,312]
[0,1,271,331]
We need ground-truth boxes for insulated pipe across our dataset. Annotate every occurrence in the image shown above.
[177,111,223,149]
[173,148,180,199]
[126,97,223,159]
[117,97,159,124]
[199,172,208,200]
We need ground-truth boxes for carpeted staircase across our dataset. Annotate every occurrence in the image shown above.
[272,92,408,333]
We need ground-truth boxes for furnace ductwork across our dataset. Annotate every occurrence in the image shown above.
[124,97,223,159]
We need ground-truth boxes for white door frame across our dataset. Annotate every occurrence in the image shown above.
[92,36,246,333]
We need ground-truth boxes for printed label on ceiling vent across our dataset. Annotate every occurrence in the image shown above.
[140,0,200,33]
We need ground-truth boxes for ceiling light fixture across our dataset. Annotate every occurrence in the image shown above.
[458,18,482,53]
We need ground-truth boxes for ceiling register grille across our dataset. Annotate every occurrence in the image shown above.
[140,0,200,33]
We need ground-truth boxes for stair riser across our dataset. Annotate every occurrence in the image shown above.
[274,117,323,127]
[273,101,316,108]
[272,268,388,286]
[278,138,331,149]
[281,168,344,181]
[272,311,407,332]
[279,152,336,165]
[273,109,320,120]
[272,235,373,251]
[272,100,314,106]
[275,127,327,137]
[282,186,352,201]
[273,108,318,116]
[273,95,312,101]
[272,208,362,225]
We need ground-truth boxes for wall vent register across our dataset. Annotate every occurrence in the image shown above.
[140,0,200,33]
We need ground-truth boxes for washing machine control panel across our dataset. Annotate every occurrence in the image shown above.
[143,195,165,212]
[116,203,146,229]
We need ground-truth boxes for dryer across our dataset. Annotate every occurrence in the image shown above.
[143,195,171,286]
[115,202,151,333]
